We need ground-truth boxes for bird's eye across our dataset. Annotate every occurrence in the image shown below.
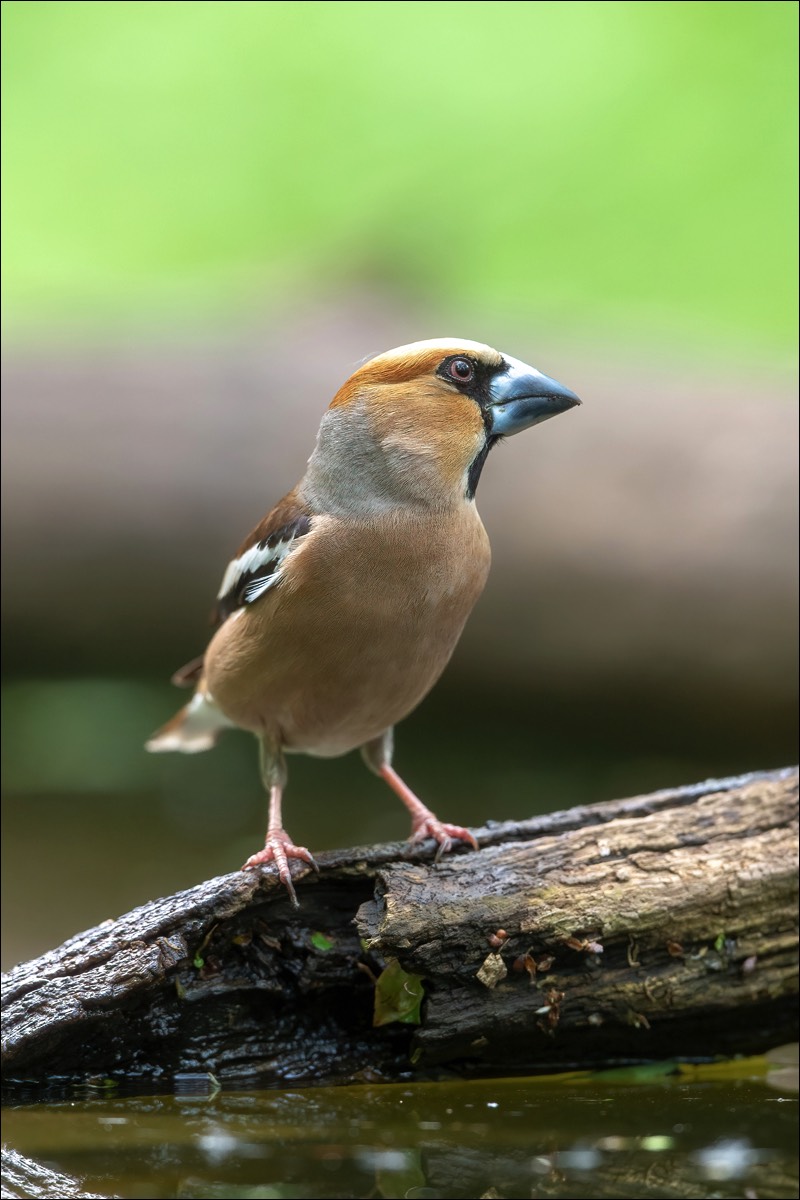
[447,357,474,383]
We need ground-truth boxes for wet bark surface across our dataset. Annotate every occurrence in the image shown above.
[2,768,797,1094]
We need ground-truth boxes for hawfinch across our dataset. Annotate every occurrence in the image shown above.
[147,339,580,903]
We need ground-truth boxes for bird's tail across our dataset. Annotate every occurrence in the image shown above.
[146,691,233,754]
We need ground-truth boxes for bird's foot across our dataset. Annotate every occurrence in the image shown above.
[408,815,478,860]
[242,829,317,907]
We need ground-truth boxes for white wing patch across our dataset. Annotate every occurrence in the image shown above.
[215,518,310,622]
[243,574,280,603]
[216,540,288,602]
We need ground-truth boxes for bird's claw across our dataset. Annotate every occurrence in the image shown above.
[242,830,317,907]
[409,818,478,859]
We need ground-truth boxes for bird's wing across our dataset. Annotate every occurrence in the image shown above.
[171,656,205,688]
[171,490,312,687]
[213,490,313,623]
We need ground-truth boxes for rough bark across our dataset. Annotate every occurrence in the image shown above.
[2,768,797,1094]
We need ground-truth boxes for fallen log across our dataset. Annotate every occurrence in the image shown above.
[2,767,797,1093]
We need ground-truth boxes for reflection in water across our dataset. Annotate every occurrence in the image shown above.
[3,1065,798,1199]
[3,680,797,1197]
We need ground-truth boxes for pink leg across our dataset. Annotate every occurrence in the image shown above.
[378,763,478,857]
[242,781,317,907]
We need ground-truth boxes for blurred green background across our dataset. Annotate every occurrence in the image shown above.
[2,0,797,350]
[1,0,797,970]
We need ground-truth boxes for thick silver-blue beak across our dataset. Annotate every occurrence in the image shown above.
[489,354,581,435]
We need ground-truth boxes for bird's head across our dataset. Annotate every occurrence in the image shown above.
[304,339,580,514]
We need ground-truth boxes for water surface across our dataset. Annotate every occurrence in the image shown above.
[4,1061,798,1199]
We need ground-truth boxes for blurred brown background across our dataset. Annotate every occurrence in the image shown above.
[2,2,797,970]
